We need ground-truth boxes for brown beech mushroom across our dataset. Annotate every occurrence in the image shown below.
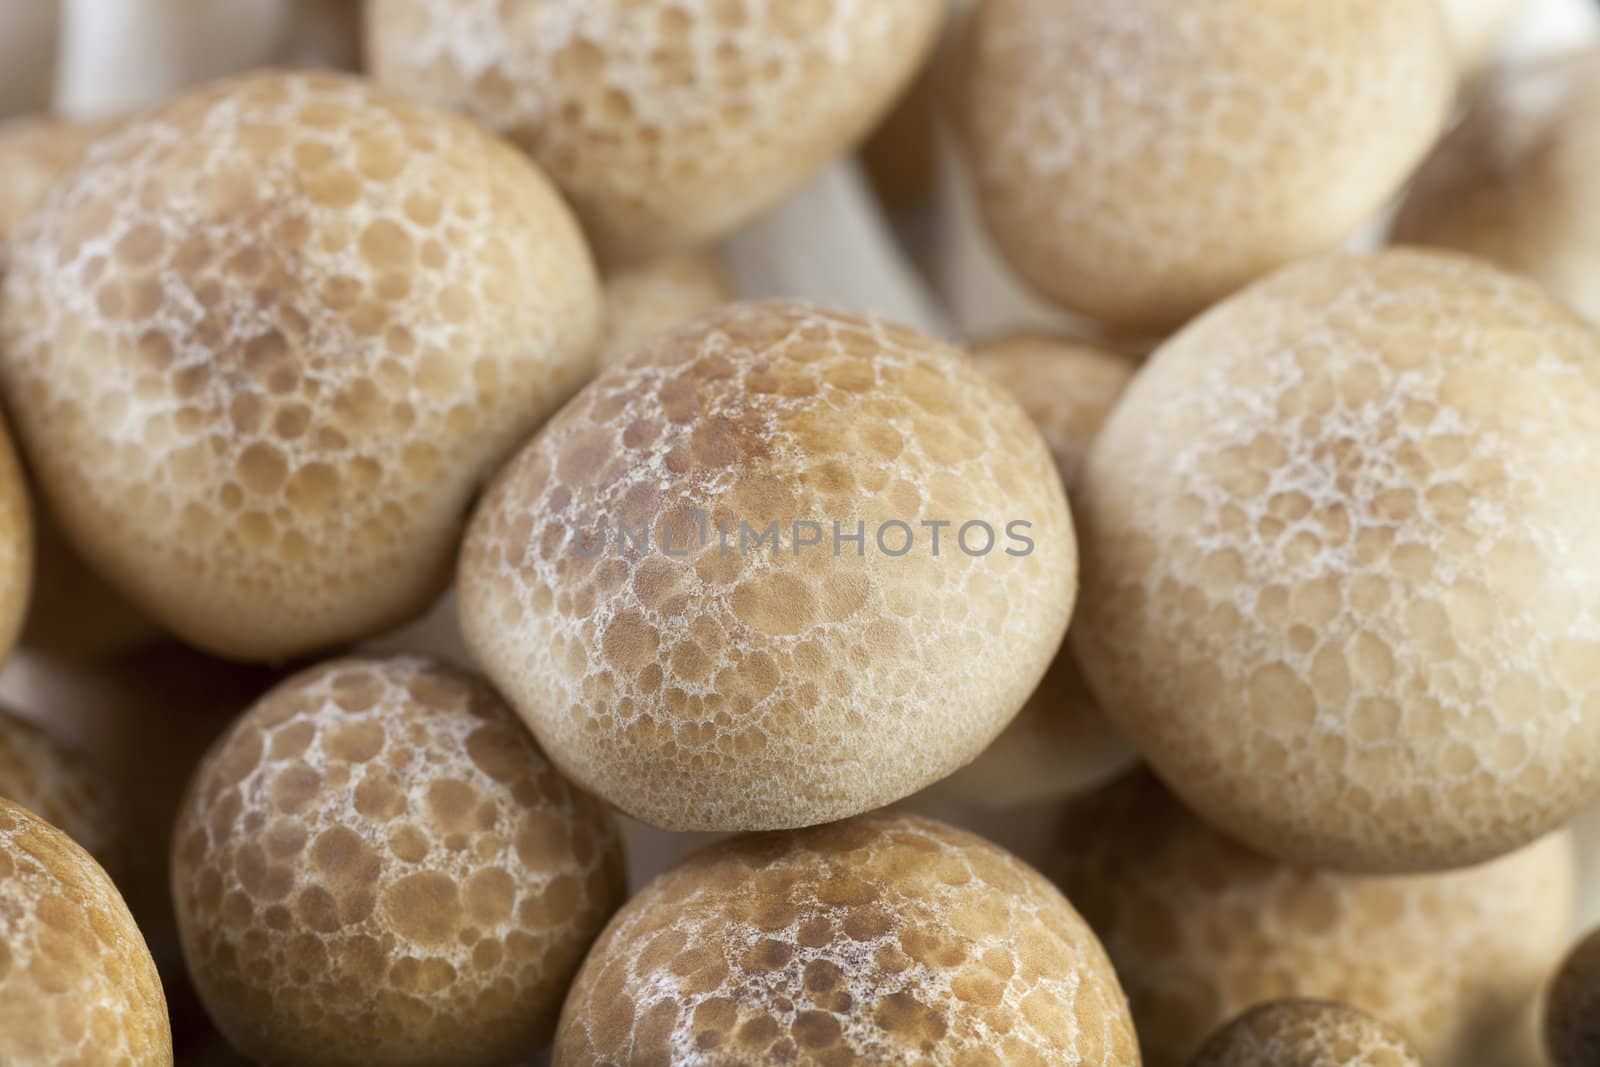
[557,810,1139,1065]
[1547,926,1600,1067]
[460,302,1075,831]
[946,0,1455,337]
[1072,249,1600,873]
[939,336,1138,808]
[0,798,171,1066]
[172,655,626,1066]
[1053,771,1575,1067]
[0,704,119,877]
[1190,1000,1424,1067]
[1393,49,1600,324]
[365,0,944,265]
[0,71,600,662]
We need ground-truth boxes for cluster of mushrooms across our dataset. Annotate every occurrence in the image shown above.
[7,1,1600,1065]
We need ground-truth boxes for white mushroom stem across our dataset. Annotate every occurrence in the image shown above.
[1501,0,1600,63]
[53,0,292,120]
[0,1,60,119]
[719,159,955,340]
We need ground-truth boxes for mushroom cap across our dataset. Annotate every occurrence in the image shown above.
[1438,0,1525,68]
[1189,1000,1424,1067]
[1547,925,1600,1067]
[460,301,1077,831]
[1072,249,1600,873]
[0,705,120,879]
[1392,49,1600,325]
[0,797,171,1066]
[365,0,944,263]
[955,0,1455,335]
[1052,771,1575,1067]
[0,71,600,662]
[171,654,626,1066]
[595,251,732,370]
[556,810,1139,1065]
[941,336,1137,808]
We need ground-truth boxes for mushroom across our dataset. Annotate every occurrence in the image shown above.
[0,70,601,662]
[1546,925,1600,1067]
[937,335,1138,809]
[171,654,627,1066]
[556,810,1139,1064]
[1052,771,1575,1067]
[459,302,1076,831]
[941,0,1455,338]
[1189,1000,1424,1067]
[0,797,171,1066]
[0,2,59,120]
[364,0,944,265]
[1391,49,1600,325]
[0,704,120,879]
[595,251,733,370]
[1072,249,1600,873]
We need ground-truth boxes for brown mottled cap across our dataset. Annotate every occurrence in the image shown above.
[941,336,1137,808]
[1546,926,1600,1067]
[0,70,600,662]
[1190,1000,1423,1067]
[955,0,1454,335]
[171,654,627,1066]
[365,0,944,263]
[0,797,172,1066]
[1072,249,1600,873]
[1393,49,1600,325]
[557,810,1139,1065]
[460,301,1077,831]
[1052,771,1575,1067]
[595,252,732,370]
[0,705,120,879]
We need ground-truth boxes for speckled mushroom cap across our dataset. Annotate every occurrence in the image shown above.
[459,301,1076,831]
[365,0,944,264]
[0,705,120,879]
[940,336,1137,808]
[595,252,732,370]
[556,810,1139,1066]
[954,0,1455,335]
[0,798,171,1067]
[171,654,627,1066]
[1547,926,1600,1067]
[1438,0,1524,68]
[1189,1000,1423,1067]
[0,118,115,257]
[1051,771,1575,1067]
[1392,50,1600,325]
[1071,249,1600,873]
[0,70,600,662]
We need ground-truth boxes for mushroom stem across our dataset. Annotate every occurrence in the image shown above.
[719,159,954,339]
[0,1,60,119]
[53,0,292,119]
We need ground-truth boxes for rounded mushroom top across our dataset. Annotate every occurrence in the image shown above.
[595,251,732,370]
[171,654,627,1066]
[1392,49,1600,325]
[1052,771,1575,1067]
[460,301,1076,831]
[557,810,1139,1066]
[956,0,1455,335]
[0,70,600,661]
[1190,1000,1423,1067]
[1071,249,1600,873]
[0,798,171,1067]
[365,0,944,263]
[0,706,120,878]
[1546,926,1600,1067]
